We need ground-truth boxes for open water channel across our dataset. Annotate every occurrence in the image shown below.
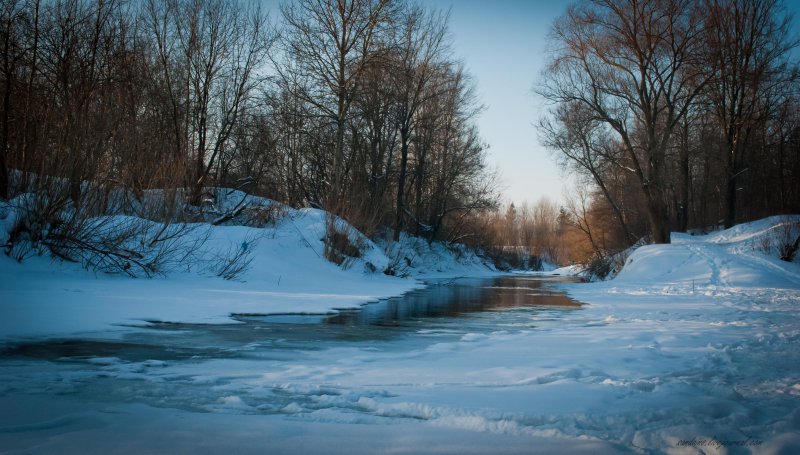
[1,275,617,454]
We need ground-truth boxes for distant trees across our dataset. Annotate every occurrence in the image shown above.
[0,0,499,255]
[539,0,799,256]
[479,197,563,269]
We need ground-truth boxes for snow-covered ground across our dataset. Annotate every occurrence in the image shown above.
[1,215,800,454]
[0,194,496,339]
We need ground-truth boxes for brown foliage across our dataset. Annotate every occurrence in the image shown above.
[539,0,800,258]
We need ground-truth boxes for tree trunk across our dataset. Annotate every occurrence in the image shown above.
[647,204,671,244]
[393,127,410,241]
[332,100,345,205]
[677,121,690,232]
[330,42,348,211]
[0,74,9,200]
[724,138,744,229]
[69,158,82,206]
[725,166,737,229]
[1,20,11,200]
[0,143,7,200]
[644,185,671,244]
[191,137,206,206]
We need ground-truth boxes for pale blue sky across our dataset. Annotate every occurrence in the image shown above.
[262,0,570,207]
[264,0,800,208]
[261,0,569,205]
[428,0,568,207]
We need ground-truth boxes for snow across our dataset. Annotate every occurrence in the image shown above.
[614,216,800,289]
[2,213,800,453]
[0,195,496,339]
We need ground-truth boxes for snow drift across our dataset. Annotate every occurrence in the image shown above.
[0,189,496,339]
[614,215,800,289]
[1,215,800,454]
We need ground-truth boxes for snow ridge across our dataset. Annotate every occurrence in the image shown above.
[0,191,496,339]
[613,216,800,290]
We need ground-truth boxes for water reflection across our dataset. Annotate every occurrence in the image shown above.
[321,275,581,326]
[1,275,583,361]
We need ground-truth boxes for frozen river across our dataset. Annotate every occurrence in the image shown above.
[1,274,798,454]
[0,276,584,418]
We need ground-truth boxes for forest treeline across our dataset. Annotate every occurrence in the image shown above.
[464,0,800,272]
[0,0,498,263]
[532,0,800,268]
[1,0,799,274]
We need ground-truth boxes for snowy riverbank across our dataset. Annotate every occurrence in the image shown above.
[2,215,800,454]
[0,197,498,340]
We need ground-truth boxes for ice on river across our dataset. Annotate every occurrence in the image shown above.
[2,217,800,454]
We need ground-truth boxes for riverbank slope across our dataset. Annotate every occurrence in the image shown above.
[0,194,497,340]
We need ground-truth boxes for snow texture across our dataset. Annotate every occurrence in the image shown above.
[0,193,495,339]
[1,213,800,454]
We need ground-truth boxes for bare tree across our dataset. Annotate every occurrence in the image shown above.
[278,0,395,209]
[389,2,449,240]
[703,0,798,228]
[414,63,496,244]
[540,101,635,242]
[350,56,399,227]
[144,0,273,206]
[540,0,710,243]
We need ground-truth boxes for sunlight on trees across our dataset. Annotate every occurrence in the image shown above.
[0,0,500,267]
[538,0,800,264]
[2,0,798,273]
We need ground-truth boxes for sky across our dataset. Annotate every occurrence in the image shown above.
[262,0,569,208]
[435,0,800,208]
[427,0,569,207]
[260,0,800,208]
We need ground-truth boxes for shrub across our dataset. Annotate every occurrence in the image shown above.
[210,233,260,281]
[3,184,207,277]
[323,214,364,268]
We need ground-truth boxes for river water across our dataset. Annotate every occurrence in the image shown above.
[1,275,619,453]
[0,275,584,413]
[2,275,581,363]
[4,273,795,454]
